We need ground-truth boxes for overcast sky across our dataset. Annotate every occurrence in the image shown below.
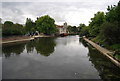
[0,0,119,26]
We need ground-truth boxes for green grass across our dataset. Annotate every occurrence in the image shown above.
[91,35,120,51]
[91,35,105,44]
[115,54,120,61]
[88,35,120,61]
[109,44,120,51]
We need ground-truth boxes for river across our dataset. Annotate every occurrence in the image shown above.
[2,35,120,80]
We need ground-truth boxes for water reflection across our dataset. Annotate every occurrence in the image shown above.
[79,37,88,47]
[2,37,56,57]
[2,36,120,80]
[34,38,56,56]
[80,38,120,81]
[88,46,120,81]
[2,43,26,58]
[55,36,79,46]
[26,41,35,53]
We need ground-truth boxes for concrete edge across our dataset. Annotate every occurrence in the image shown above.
[0,37,34,44]
[0,35,53,44]
[83,37,120,68]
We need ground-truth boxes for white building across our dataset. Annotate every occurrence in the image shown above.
[56,22,68,34]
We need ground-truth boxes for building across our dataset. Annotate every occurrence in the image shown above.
[56,22,68,35]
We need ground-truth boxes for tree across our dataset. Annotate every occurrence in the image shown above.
[35,15,56,35]
[4,21,14,26]
[100,22,120,45]
[116,1,120,24]
[89,12,105,37]
[106,5,117,23]
[2,21,14,36]
[67,25,78,34]
[13,23,25,35]
[25,18,36,34]
[78,23,86,32]
[79,26,89,37]
[70,26,78,33]
[67,25,72,33]
[2,21,25,36]
[99,1,120,44]
[0,18,2,37]
[106,1,120,25]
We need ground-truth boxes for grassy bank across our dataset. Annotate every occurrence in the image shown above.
[90,36,120,61]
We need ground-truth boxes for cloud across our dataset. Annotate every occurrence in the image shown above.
[1,0,119,26]
[1,0,119,2]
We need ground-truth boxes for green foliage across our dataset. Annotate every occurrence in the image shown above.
[100,22,120,44]
[0,18,2,37]
[25,18,36,33]
[16,23,25,34]
[67,25,72,33]
[106,1,120,25]
[2,21,25,37]
[78,23,89,36]
[103,1,120,43]
[80,1,120,51]
[106,5,117,23]
[35,15,56,35]
[99,1,120,46]
[78,23,86,32]
[2,43,25,57]
[89,12,105,37]
[2,15,57,36]
[109,44,120,51]
[4,21,14,27]
[115,54,120,61]
[116,1,120,24]
[71,26,78,33]
[67,25,78,34]
[79,26,89,37]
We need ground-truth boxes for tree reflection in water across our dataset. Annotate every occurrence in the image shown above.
[34,37,56,56]
[79,38,120,81]
[2,37,56,58]
[2,42,26,58]
[26,40,35,53]
[79,37,88,47]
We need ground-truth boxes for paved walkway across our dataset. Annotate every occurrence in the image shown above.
[33,35,51,38]
[83,37,120,68]
[1,37,34,44]
[1,35,52,44]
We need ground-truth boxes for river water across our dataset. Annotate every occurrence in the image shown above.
[2,35,120,80]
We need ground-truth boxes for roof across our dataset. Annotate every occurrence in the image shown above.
[56,25,64,28]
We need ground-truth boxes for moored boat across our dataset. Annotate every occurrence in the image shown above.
[60,33,68,37]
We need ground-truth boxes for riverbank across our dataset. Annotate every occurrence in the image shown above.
[1,35,53,44]
[83,37,120,68]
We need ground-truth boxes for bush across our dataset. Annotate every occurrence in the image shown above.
[79,26,89,37]
[100,22,120,44]
[2,21,25,37]
[109,44,120,50]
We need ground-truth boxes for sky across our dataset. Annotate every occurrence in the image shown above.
[0,0,119,26]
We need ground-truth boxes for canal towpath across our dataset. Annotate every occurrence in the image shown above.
[0,35,52,44]
[83,37,120,68]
